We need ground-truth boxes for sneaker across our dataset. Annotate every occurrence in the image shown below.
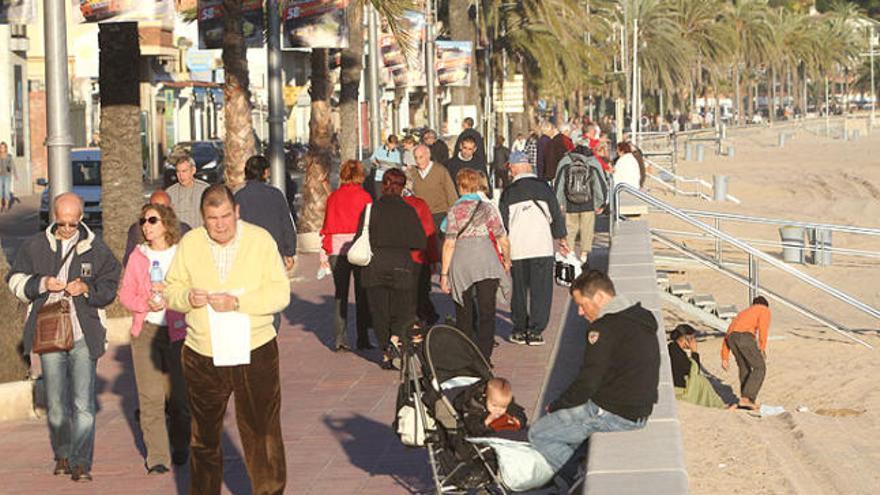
[526,332,545,346]
[509,331,528,345]
[53,458,71,475]
[147,464,170,475]
[71,466,93,482]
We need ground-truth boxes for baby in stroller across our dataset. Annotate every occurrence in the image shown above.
[452,377,528,438]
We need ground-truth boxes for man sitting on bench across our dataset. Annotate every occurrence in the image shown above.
[529,270,660,472]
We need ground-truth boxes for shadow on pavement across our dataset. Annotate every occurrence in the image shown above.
[322,413,432,493]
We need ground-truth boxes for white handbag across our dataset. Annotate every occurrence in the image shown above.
[347,203,373,266]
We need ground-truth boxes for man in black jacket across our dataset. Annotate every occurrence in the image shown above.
[529,270,659,472]
[7,193,121,482]
[452,117,487,167]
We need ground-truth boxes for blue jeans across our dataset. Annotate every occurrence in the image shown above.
[40,338,98,470]
[0,175,11,202]
[528,400,647,471]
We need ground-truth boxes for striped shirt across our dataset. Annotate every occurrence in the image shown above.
[206,221,242,282]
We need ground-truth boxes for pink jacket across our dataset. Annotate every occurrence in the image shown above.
[118,245,187,342]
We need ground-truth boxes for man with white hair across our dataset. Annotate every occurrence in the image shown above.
[7,192,121,482]
[499,151,568,346]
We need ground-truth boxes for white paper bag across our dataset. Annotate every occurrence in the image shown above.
[207,304,251,367]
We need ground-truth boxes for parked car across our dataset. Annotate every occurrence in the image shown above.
[162,141,225,187]
[38,148,102,231]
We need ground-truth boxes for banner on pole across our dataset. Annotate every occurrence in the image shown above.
[436,40,472,87]
[0,0,36,24]
[197,0,264,50]
[380,10,426,88]
[282,0,349,49]
[75,0,173,24]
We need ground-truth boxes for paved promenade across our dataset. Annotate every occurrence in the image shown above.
[0,253,573,494]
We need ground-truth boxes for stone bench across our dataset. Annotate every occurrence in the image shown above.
[584,219,688,494]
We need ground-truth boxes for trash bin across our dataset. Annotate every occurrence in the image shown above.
[685,144,693,161]
[809,228,833,266]
[726,145,736,158]
[696,143,705,162]
[778,133,786,148]
[712,175,728,202]
[779,226,805,264]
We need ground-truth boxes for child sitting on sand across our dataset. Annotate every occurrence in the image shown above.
[453,377,528,437]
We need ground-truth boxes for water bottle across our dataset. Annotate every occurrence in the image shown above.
[149,261,164,305]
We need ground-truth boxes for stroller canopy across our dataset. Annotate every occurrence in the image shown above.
[424,325,494,386]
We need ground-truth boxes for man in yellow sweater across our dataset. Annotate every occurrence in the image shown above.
[165,184,290,495]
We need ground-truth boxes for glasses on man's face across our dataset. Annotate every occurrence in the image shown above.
[139,216,161,226]
[57,222,79,229]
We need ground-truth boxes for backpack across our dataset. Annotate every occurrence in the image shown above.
[564,155,595,205]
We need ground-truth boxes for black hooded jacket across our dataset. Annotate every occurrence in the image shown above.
[549,300,660,421]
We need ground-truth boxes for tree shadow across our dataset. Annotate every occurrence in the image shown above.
[322,413,432,493]
[108,344,145,460]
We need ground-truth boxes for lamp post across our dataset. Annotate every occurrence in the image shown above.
[426,0,438,131]
[44,0,73,216]
[367,4,381,151]
[266,0,285,193]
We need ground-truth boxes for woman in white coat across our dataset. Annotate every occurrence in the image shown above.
[612,141,645,190]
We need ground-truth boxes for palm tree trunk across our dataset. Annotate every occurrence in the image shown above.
[222,0,256,189]
[98,22,141,262]
[340,5,364,161]
[735,66,742,125]
[769,66,776,125]
[309,48,333,153]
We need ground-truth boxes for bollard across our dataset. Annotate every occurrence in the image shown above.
[726,145,735,158]
[851,129,860,140]
[712,175,728,202]
[720,123,727,139]
[809,228,833,266]
[685,144,693,161]
[778,132,786,148]
[779,226,806,264]
[696,143,705,162]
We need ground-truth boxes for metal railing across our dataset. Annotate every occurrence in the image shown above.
[645,158,742,203]
[611,183,879,348]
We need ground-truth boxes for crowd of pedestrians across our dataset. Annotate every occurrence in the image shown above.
[5,112,699,493]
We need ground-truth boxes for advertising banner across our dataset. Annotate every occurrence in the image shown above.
[380,9,425,88]
[198,0,264,50]
[282,0,349,49]
[0,0,36,24]
[75,0,173,24]
[436,40,472,87]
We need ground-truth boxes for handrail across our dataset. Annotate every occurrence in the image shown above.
[611,183,880,347]
[676,209,880,237]
[645,157,742,204]
[650,230,872,347]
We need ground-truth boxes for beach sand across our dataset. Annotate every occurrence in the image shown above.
[643,120,880,494]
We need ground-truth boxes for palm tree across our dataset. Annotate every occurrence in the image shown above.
[339,5,365,162]
[98,22,143,264]
[725,0,772,124]
[221,0,257,188]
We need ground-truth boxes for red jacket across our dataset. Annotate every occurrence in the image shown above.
[561,134,574,152]
[404,195,439,265]
[320,183,372,255]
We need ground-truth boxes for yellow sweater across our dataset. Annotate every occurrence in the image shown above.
[165,222,290,356]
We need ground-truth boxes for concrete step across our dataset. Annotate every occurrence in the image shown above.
[690,294,717,309]
[669,283,693,297]
[716,304,739,319]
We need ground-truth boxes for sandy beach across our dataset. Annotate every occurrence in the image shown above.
[644,119,880,494]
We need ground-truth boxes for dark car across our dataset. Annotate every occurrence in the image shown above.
[162,141,225,187]
[38,148,103,231]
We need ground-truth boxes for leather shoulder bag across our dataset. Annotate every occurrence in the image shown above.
[33,243,79,354]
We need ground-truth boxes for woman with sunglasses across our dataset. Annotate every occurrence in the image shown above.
[119,204,190,474]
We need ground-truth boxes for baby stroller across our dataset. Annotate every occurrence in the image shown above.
[394,325,508,494]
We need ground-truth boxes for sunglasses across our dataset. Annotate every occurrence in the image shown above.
[139,216,161,225]
[57,222,79,229]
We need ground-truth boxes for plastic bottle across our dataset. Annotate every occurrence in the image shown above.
[150,261,164,305]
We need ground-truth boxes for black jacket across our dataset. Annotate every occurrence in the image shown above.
[7,225,121,359]
[445,155,487,188]
[429,140,450,166]
[359,195,426,288]
[549,301,660,421]
[235,180,298,257]
[668,342,700,389]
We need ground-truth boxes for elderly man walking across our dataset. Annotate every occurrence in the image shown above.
[7,193,121,482]
[166,155,210,228]
[165,185,291,495]
[499,151,568,346]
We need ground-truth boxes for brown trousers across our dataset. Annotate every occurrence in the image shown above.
[182,340,286,495]
[131,322,190,468]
